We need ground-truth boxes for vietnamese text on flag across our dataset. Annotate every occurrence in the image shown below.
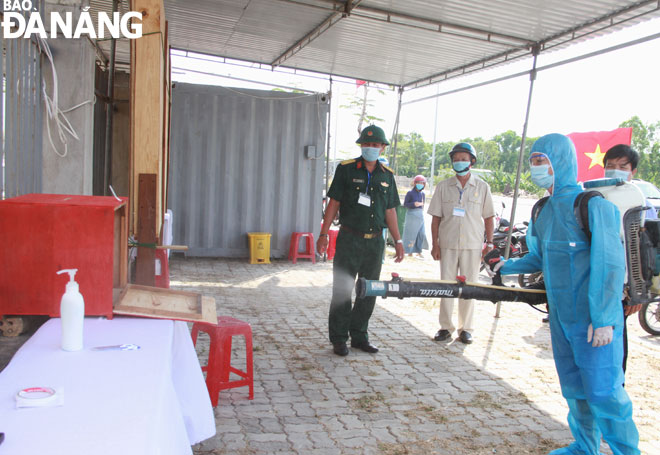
[567,127,633,182]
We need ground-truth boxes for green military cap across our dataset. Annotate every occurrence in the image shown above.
[356,125,390,145]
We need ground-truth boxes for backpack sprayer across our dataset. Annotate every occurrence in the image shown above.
[356,273,547,307]
[355,178,660,309]
[580,178,659,304]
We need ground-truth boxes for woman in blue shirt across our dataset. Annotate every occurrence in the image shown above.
[402,175,429,257]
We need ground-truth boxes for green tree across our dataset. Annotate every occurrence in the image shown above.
[619,116,660,186]
[392,132,432,177]
[339,84,385,135]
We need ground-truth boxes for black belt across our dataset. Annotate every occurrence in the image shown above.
[340,226,379,239]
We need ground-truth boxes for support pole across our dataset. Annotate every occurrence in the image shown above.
[495,45,540,318]
[429,84,440,192]
[103,0,119,196]
[324,77,333,199]
[389,87,403,171]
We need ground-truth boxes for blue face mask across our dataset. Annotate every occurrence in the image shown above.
[361,147,381,162]
[604,168,631,181]
[530,164,554,189]
[415,183,424,190]
[452,161,471,176]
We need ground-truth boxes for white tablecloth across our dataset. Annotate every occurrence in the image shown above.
[0,317,215,454]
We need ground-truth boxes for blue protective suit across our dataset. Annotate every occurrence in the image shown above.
[500,134,639,455]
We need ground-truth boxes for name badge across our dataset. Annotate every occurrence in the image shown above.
[453,207,466,217]
[358,193,371,206]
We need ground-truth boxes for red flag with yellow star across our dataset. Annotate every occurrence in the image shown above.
[567,128,633,182]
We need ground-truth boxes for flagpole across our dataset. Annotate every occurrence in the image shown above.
[429,84,440,195]
[389,87,404,172]
[496,45,540,318]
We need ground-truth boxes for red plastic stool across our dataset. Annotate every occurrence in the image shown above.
[326,229,339,260]
[288,232,316,264]
[154,248,170,289]
[191,316,254,407]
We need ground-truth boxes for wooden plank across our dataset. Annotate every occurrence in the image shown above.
[112,202,128,290]
[161,20,170,231]
[118,204,128,288]
[135,173,157,286]
[130,0,166,237]
[113,284,216,324]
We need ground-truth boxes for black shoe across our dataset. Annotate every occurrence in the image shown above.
[433,329,451,341]
[350,341,379,353]
[333,343,349,356]
[459,331,473,344]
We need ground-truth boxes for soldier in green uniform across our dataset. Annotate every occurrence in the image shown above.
[317,125,405,356]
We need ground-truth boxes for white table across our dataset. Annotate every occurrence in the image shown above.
[0,317,215,454]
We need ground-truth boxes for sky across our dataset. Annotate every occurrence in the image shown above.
[170,16,660,161]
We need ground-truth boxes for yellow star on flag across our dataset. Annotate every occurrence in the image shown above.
[584,144,606,169]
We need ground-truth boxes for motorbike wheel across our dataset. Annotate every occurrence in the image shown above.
[638,301,660,336]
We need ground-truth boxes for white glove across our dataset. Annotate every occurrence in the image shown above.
[587,324,613,347]
[485,260,504,277]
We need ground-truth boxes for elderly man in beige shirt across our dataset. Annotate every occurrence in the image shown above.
[427,142,495,344]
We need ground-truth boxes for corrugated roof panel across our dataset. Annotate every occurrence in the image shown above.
[165,0,332,65]
[88,0,660,86]
[285,15,512,85]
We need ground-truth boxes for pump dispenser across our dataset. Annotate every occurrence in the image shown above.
[56,269,84,351]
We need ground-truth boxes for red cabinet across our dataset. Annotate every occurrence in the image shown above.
[0,194,128,318]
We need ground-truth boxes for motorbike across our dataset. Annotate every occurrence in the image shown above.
[638,293,660,336]
[321,196,340,227]
[481,211,529,272]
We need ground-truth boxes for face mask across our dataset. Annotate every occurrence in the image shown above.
[604,168,631,181]
[530,164,554,189]
[415,183,424,190]
[452,161,471,176]
[361,147,381,162]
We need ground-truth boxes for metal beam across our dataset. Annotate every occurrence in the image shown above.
[271,0,364,67]
[404,0,660,89]
[352,5,534,47]
[403,30,660,105]
[538,0,660,50]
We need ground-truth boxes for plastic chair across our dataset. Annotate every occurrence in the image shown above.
[191,316,254,407]
[288,232,316,264]
[326,229,339,260]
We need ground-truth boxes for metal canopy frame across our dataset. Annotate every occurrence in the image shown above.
[89,0,660,91]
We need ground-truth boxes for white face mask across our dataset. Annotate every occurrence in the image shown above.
[452,161,471,176]
[361,147,381,162]
[604,168,631,181]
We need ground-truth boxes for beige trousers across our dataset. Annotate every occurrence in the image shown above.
[438,248,481,334]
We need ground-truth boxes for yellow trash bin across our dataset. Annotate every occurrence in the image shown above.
[247,232,271,264]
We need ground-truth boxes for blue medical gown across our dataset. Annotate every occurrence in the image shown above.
[500,133,638,455]
[501,137,626,400]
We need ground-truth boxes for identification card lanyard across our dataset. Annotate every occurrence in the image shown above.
[358,171,372,207]
[453,187,465,217]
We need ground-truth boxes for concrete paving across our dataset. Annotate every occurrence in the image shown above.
[170,253,660,455]
[2,249,658,455]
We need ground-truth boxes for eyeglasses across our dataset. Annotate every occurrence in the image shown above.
[529,153,549,165]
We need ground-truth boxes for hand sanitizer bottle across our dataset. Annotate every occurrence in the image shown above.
[56,269,84,351]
